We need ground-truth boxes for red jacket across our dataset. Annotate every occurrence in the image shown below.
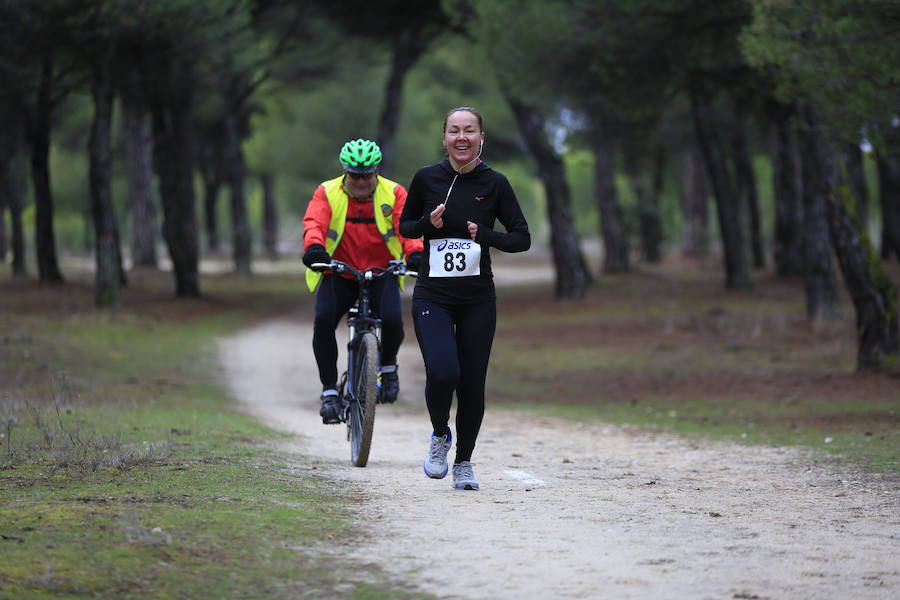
[302,178,423,272]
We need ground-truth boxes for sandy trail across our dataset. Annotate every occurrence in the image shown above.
[219,302,898,599]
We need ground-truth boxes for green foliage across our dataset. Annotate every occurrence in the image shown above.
[243,35,546,238]
[741,0,900,149]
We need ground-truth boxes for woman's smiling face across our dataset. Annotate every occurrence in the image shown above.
[443,110,484,171]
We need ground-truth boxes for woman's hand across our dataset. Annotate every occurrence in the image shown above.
[467,221,478,240]
[430,204,445,229]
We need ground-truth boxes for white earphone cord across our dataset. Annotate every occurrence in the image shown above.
[442,140,483,209]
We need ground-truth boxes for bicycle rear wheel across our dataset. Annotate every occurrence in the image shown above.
[349,331,379,467]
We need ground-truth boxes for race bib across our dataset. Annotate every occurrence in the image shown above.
[428,238,481,277]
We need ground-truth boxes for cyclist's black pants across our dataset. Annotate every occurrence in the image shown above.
[313,274,403,390]
[411,296,496,464]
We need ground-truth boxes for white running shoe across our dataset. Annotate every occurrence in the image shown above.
[423,431,452,479]
[452,461,479,490]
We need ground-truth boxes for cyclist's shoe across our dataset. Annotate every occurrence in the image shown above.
[423,430,452,479]
[452,461,480,491]
[380,366,399,403]
[319,390,341,425]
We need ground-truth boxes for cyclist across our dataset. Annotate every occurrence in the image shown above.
[302,139,423,424]
[399,107,530,490]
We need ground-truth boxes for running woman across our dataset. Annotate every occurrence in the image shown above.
[302,139,424,423]
[399,107,531,490]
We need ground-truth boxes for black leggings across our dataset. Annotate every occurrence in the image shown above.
[411,296,496,464]
[312,274,403,389]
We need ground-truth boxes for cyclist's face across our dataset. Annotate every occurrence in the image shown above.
[343,171,378,199]
[443,111,483,170]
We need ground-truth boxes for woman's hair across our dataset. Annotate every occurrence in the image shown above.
[442,106,484,133]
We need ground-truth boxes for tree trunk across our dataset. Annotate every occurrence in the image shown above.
[5,146,27,277]
[645,146,665,263]
[224,110,251,274]
[590,124,629,273]
[28,57,63,283]
[0,176,6,261]
[797,105,840,321]
[875,147,900,262]
[376,32,428,178]
[261,173,278,259]
[626,148,662,264]
[507,96,590,298]
[768,101,804,277]
[844,141,868,230]
[826,147,899,369]
[150,77,200,298]
[0,97,29,277]
[689,78,751,289]
[121,68,158,269]
[203,178,221,253]
[0,104,10,264]
[732,112,764,269]
[89,60,122,307]
[680,140,709,257]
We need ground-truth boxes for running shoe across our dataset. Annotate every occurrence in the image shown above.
[423,430,452,479]
[319,391,341,425]
[452,461,480,490]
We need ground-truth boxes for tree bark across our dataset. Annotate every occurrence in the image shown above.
[507,96,591,298]
[797,105,840,321]
[590,123,629,273]
[875,147,900,262]
[203,178,221,253]
[0,176,6,260]
[844,141,868,230]
[261,173,278,259]
[89,60,123,307]
[376,31,428,178]
[0,101,12,265]
[768,101,804,277]
[150,74,200,298]
[680,140,709,258]
[121,66,158,269]
[195,122,223,253]
[625,147,662,264]
[826,146,899,369]
[224,110,251,274]
[27,56,63,283]
[645,146,665,263]
[732,112,764,269]
[3,146,28,277]
[689,78,751,289]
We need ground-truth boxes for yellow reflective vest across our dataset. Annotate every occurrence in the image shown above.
[306,174,405,292]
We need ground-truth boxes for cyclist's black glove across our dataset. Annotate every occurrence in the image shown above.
[302,244,331,269]
[405,251,423,272]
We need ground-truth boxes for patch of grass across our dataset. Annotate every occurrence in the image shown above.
[1,276,431,600]
[491,263,900,474]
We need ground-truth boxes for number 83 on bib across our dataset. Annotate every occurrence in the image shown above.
[428,238,481,277]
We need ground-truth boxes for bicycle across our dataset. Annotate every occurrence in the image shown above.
[310,258,415,467]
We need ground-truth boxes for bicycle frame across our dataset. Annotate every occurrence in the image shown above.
[310,259,412,466]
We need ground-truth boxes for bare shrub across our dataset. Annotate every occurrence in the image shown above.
[116,511,171,545]
[1,373,173,477]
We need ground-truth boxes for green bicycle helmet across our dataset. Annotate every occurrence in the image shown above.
[339,139,382,174]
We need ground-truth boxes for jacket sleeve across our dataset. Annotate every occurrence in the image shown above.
[392,184,424,254]
[399,170,434,239]
[473,175,531,253]
[302,185,332,250]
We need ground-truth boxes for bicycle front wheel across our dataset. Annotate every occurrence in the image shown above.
[349,331,379,467]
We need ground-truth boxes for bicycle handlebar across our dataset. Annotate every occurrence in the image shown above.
[309,259,417,281]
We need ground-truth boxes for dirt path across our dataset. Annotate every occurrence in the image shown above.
[219,316,899,600]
